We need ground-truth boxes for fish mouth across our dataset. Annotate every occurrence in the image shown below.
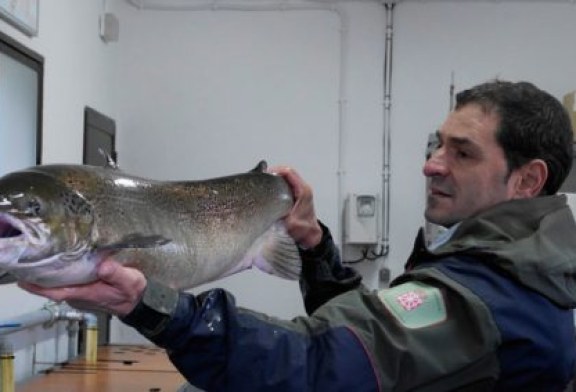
[0,213,50,265]
[0,213,48,244]
[0,216,23,239]
[0,212,91,269]
[0,214,28,266]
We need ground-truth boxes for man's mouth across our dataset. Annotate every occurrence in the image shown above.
[428,187,452,198]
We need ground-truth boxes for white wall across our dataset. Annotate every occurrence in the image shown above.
[2,0,576,381]
[389,1,576,279]
[0,0,120,382]
[111,2,386,338]
[1,0,119,320]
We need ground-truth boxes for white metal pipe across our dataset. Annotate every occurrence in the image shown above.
[127,0,346,12]
[380,1,394,256]
[0,303,100,376]
[335,9,349,248]
[0,304,57,336]
[0,303,98,336]
[55,308,98,329]
[67,320,80,359]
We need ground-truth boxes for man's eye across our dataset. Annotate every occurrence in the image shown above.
[456,150,469,159]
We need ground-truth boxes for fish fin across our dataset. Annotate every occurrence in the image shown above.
[0,271,17,285]
[253,223,301,280]
[250,160,268,173]
[98,148,119,170]
[97,234,171,250]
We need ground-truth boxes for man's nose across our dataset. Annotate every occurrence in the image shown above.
[423,149,448,177]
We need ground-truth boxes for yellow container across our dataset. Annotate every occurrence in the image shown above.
[0,352,15,392]
[85,326,98,364]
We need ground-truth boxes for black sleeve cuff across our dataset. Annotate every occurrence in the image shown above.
[298,221,362,314]
[120,279,179,338]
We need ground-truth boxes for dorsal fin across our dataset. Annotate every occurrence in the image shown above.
[98,148,119,170]
[251,160,268,173]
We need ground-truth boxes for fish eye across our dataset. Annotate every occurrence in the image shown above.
[25,198,42,216]
[4,193,43,217]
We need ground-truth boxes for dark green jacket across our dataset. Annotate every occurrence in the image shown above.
[123,196,576,391]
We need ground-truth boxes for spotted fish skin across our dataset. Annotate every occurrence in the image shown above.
[0,161,300,289]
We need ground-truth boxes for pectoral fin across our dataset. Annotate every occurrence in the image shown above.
[252,222,301,280]
[0,271,17,285]
[97,234,171,250]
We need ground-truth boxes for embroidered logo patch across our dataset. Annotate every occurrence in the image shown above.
[396,290,426,311]
[377,281,447,329]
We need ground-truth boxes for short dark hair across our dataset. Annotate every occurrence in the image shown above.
[455,80,574,195]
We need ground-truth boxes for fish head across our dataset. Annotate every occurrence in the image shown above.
[0,169,95,273]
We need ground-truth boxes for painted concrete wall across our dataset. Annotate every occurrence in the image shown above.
[1,0,576,381]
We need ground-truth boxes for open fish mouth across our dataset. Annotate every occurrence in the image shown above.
[0,213,48,245]
[0,213,52,266]
[0,217,23,239]
[0,214,29,267]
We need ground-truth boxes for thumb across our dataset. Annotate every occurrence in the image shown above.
[97,259,147,298]
[97,259,123,282]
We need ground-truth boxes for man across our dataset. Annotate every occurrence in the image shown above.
[21,80,576,390]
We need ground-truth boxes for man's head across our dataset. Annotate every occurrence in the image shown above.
[424,80,573,227]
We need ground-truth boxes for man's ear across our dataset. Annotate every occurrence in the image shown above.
[511,159,548,198]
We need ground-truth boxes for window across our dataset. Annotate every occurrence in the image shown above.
[0,30,43,175]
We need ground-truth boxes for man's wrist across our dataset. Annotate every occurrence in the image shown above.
[298,221,324,250]
[120,279,179,337]
[298,221,330,255]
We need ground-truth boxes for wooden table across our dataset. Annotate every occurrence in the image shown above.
[17,345,187,392]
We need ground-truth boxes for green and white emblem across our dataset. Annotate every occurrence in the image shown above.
[378,281,447,329]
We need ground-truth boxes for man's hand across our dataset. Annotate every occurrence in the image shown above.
[18,260,147,317]
[270,166,323,249]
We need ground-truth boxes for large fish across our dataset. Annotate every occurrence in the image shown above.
[0,160,300,289]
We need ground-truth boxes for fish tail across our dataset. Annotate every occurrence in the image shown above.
[253,222,301,280]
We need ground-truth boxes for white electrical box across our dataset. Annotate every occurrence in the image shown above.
[344,193,380,244]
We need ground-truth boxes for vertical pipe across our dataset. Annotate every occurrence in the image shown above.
[0,340,15,392]
[336,8,348,249]
[55,310,98,364]
[381,1,395,255]
[67,321,80,360]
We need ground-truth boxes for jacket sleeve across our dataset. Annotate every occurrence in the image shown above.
[298,221,362,314]
[123,285,379,392]
[122,270,501,392]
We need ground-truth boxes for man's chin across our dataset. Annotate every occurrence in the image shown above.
[425,210,455,228]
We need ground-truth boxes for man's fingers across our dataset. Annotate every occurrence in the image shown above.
[97,259,146,295]
[18,281,93,303]
[268,166,305,196]
[97,260,123,282]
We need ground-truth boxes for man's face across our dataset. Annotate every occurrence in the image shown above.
[423,103,520,227]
